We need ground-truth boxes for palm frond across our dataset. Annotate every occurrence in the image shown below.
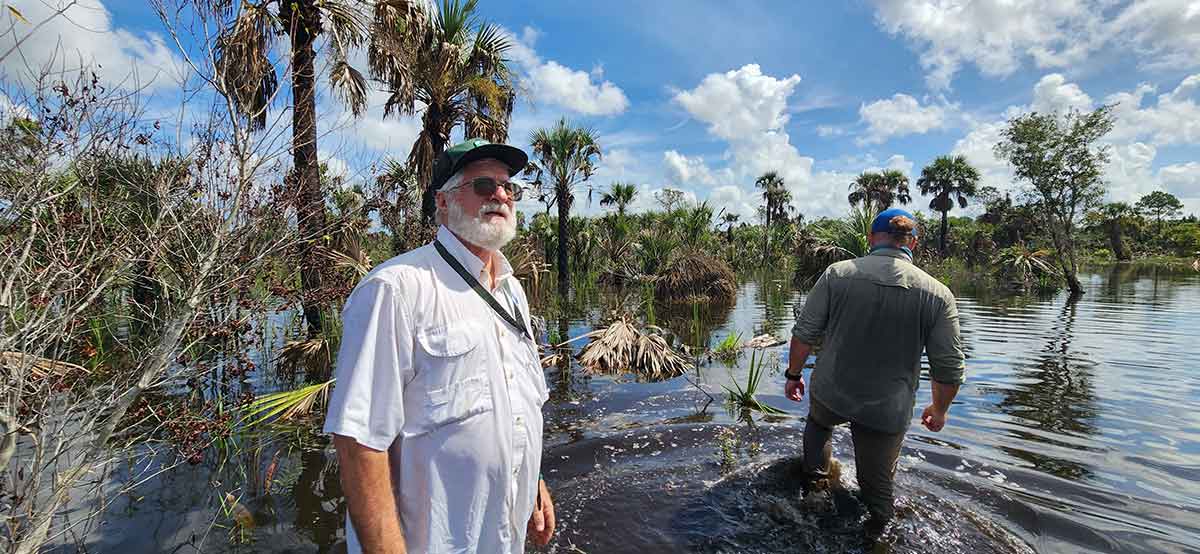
[241,379,336,427]
[577,316,690,381]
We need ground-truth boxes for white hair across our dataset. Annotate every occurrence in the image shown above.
[436,168,469,221]
[442,168,468,193]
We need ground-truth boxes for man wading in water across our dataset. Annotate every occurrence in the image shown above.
[784,208,965,539]
[324,139,555,553]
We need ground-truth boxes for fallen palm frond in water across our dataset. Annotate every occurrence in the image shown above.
[1,351,90,379]
[577,316,690,381]
[743,334,786,349]
[654,252,737,304]
[725,349,787,419]
[275,337,331,381]
[240,379,335,427]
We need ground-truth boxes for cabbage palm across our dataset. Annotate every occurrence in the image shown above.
[755,171,792,261]
[369,0,516,220]
[527,118,602,296]
[848,169,911,212]
[600,182,637,217]
[214,0,368,337]
[720,212,740,243]
[916,155,981,255]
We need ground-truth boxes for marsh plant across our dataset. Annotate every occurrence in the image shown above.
[724,349,787,422]
[712,332,743,366]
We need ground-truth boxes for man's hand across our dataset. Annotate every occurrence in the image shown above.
[784,373,805,402]
[921,405,947,432]
[527,479,555,546]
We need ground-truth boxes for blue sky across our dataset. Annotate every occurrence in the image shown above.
[4,0,1199,219]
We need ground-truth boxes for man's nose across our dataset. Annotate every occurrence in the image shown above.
[490,181,511,203]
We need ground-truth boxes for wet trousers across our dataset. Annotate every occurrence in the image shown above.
[801,398,906,522]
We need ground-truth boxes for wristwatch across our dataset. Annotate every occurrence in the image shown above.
[785,369,803,381]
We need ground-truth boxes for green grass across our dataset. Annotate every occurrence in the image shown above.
[723,349,786,420]
[712,332,742,365]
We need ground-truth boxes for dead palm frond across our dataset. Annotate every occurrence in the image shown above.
[1,351,89,380]
[274,337,331,381]
[654,252,736,304]
[241,379,335,427]
[577,316,690,381]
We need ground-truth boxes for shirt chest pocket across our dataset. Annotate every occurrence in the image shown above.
[413,321,494,431]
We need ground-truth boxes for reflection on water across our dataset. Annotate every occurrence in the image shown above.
[61,264,1200,553]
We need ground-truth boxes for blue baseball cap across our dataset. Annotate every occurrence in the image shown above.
[871,208,919,236]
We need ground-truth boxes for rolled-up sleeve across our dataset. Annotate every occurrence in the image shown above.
[322,277,412,451]
[926,296,965,384]
[792,269,831,345]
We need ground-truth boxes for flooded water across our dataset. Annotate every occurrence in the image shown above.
[59,264,1200,553]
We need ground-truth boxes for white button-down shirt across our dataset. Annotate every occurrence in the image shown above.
[323,226,549,554]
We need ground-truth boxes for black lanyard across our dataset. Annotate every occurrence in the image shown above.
[434,240,532,341]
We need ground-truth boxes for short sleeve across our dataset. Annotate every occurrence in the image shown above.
[322,277,413,451]
[792,268,832,344]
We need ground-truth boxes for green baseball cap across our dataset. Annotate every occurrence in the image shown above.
[430,138,528,190]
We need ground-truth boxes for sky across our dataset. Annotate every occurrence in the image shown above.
[2,0,1198,220]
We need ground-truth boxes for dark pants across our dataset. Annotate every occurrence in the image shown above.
[802,398,906,523]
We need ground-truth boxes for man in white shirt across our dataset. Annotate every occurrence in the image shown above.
[323,138,555,553]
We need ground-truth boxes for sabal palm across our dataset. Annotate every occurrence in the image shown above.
[369,0,516,219]
[600,182,637,217]
[916,155,980,255]
[720,212,740,242]
[755,171,792,260]
[848,170,911,212]
[527,118,602,296]
[681,201,715,249]
[215,0,368,338]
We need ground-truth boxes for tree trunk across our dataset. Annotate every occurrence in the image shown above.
[762,211,771,264]
[939,210,949,256]
[417,109,451,226]
[1108,225,1132,261]
[288,0,326,339]
[556,184,570,297]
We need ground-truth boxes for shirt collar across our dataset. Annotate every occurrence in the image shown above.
[868,245,914,262]
[435,225,515,285]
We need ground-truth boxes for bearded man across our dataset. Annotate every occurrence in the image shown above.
[324,139,554,554]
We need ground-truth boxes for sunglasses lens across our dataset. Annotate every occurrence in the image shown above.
[470,177,521,200]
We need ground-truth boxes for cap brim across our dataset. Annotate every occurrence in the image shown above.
[441,144,528,189]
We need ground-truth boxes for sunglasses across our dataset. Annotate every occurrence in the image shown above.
[444,176,524,201]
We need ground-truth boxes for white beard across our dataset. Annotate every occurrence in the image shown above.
[446,199,516,251]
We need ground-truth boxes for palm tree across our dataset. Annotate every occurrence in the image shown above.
[755,171,792,261]
[215,0,368,338]
[527,118,602,296]
[600,182,637,217]
[369,0,516,222]
[916,155,981,255]
[720,212,740,243]
[848,169,911,212]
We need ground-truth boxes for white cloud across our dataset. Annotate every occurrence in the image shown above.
[1108,74,1200,146]
[663,150,717,186]
[1031,73,1093,114]
[857,93,950,145]
[1158,162,1200,200]
[669,64,875,218]
[1108,0,1200,71]
[673,64,802,140]
[952,73,1200,216]
[506,26,628,116]
[870,0,1199,90]
[1,0,185,91]
[709,185,758,220]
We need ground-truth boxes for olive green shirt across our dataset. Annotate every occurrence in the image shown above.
[792,247,965,434]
